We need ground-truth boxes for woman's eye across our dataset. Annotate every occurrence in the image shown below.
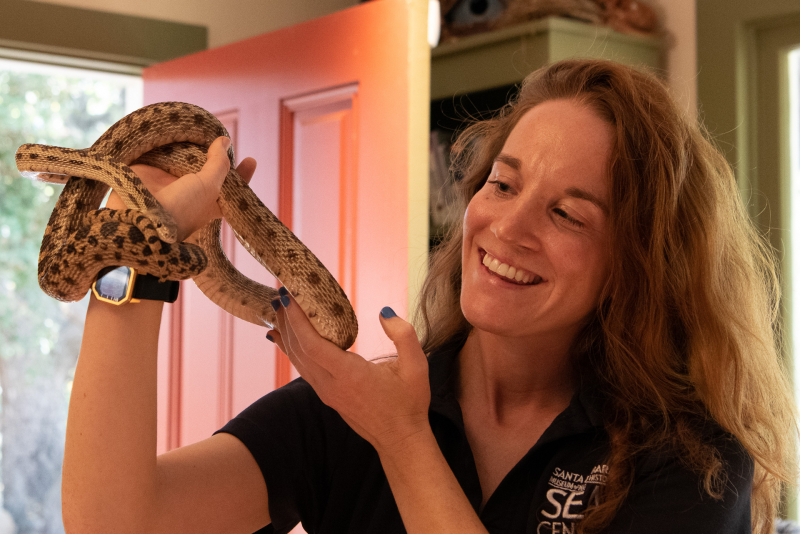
[487,179,512,195]
[553,208,584,228]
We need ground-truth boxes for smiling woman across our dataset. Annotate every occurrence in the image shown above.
[414,59,798,533]
[460,100,613,351]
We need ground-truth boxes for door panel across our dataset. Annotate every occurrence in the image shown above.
[280,84,360,382]
[146,0,429,452]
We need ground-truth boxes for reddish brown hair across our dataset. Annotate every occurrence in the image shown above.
[414,59,796,533]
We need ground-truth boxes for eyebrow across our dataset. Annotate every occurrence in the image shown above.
[494,153,522,170]
[492,153,610,215]
[565,187,609,216]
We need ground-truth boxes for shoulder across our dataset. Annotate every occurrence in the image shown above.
[221,377,339,433]
[216,377,352,462]
[607,421,753,534]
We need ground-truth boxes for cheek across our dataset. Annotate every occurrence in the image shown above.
[553,238,610,289]
[461,199,484,246]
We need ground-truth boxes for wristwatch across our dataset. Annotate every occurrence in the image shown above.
[91,266,180,305]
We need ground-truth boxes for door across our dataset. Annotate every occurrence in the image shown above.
[147,0,430,453]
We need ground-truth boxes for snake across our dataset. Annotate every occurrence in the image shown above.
[14,101,358,350]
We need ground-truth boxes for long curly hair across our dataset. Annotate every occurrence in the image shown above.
[413,59,797,533]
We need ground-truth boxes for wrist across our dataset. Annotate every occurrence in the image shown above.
[87,290,165,326]
[374,420,436,463]
[93,266,180,305]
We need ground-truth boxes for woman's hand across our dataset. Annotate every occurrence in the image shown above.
[269,293,489,534]
[106,137,258,242]
[268,292,432,455]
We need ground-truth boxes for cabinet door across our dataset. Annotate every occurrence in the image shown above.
[148,0,430,452]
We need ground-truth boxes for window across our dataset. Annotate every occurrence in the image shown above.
[0,57,141,533]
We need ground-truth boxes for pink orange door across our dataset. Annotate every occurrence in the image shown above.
[148,0,430,453]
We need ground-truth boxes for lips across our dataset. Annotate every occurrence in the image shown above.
[480,249,543,285]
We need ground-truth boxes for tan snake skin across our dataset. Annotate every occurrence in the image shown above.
[15,102,358,350]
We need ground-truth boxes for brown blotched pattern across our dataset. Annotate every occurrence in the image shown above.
[15,102,358,350]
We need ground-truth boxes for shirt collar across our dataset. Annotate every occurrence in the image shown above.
[427,339,605,434]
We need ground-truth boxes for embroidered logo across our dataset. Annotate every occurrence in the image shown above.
[536,464,608,533]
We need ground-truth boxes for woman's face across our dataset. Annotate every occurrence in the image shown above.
[461,99,614,343]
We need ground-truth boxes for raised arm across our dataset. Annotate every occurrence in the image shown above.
[61,139,269,533]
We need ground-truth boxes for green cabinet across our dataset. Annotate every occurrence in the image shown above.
[431,16,663,100]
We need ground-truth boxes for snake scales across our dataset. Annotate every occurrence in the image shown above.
[15,102,358,350]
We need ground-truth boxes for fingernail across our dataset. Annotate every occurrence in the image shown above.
[271,298,281,312]
[220,137,231,150]
[266,333,274,343]
[380,306,396,319]
[279,286,289,297]
[280,295,290,308]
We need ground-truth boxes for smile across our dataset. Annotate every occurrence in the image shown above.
[480,250,543,285]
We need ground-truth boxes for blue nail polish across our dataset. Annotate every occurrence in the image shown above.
[280,295,290,308]
[266,333,274,343]
[279,286,289,297]
[380,306,397,319]
[271,298,281,312]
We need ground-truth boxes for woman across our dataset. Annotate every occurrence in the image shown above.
[62,59,796,534]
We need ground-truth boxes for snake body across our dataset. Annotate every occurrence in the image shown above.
[15,102,358,350]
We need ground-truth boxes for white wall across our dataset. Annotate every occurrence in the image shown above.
[32,0,697,111]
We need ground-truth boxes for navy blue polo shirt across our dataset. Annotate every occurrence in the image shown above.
[217,344,753,534]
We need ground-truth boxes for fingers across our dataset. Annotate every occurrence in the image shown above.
[107,138,260,243]
[378,307,428,378]
[265,329,287,357]
[153,137,231,241]
[271,289,352,383]
[236,157,257,185]
[193,136,232,198]
[108,164,178,210]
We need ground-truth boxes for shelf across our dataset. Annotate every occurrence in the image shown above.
[431,16,662,100]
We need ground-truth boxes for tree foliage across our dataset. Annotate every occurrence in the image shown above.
[0,64,139,534]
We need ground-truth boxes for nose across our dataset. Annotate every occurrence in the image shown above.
[489,196,544,250]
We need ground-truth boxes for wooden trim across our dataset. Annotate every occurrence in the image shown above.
[167,291,183,451]
[408,0,431,314]
[218,244,236,426]
[215,109,240,425]
[1,0,206,69]
[276,100,296,389]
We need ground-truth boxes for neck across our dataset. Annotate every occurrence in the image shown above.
[457,329,578,426]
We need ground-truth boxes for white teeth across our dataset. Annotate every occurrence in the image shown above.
[482,251,539,285]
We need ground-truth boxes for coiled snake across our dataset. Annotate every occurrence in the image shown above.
[15,102,358,350]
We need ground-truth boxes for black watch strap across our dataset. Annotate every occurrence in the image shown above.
[132,273,180,303]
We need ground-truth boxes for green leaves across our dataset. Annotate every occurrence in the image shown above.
[0,65,139,367]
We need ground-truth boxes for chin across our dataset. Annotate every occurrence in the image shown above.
[462,304,534,338]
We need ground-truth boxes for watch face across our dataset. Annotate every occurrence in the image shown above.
[94,266,134,303]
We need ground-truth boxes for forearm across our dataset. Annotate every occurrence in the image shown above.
[62,294,164,532]
[377,428,488,534]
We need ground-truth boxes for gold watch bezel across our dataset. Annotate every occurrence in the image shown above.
[91,266,141,305]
